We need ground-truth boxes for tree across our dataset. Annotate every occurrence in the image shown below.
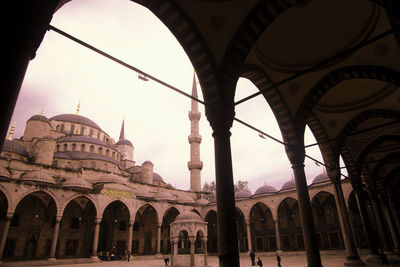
[202,181,216,201]
[234,180,251,194]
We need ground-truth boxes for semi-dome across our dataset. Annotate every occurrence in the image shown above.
[154,191,175,201]
[235,189,252,199]
[312,173,330,184]
[28,114,51,124]
[50,114,102,130]
[153,172,164,183]
[116,139,133,147]
[175,211,202,222]
[281,179,296,190]
[254,184,277,195]
[20,171,56,185]
[2,140,28,157]
[63,177,92,191]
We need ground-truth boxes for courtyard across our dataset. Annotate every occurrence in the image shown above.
[1,251,399,267]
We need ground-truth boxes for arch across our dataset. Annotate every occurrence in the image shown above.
[11,188,60,215]
[60,193,99,217]
[205,210,218,253]
[161,206,180,254]
[134,203,159,254]
[235,207,247,252]
[277,197,302,251]
[63,143,68,152]
[296,65,400,123]
[249,202,276,252]
[190,208,201,218]
[100,198,132,220]
[90,145,95,153]
[80,144,85,152]
[135,203,159,224]
[71,143,76,152]
[0,185,12,214]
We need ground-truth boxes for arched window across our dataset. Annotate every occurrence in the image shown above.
[81,144,85,152]
[66,161,72,169]
[70,124,75,134]
[80,127,85,135]
[56,144,60,152]
[91,161,96,169]
[79,161,84,168]
[106,149,110,157]
[63,144,68,151]
[52,160,58,167]
[56,125,60,132]
[98,147,103,155]
[90,145,94,153]
[112,151,115,159]
[97,132,100,139]
[60,124,65,132]
[89,129,93,137]
[72,143,76,152]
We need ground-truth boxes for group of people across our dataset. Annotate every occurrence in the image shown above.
[97,250,131,261]
[250,251,281,267]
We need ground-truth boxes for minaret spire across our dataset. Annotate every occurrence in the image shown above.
[76,101,80,115]
[119,120,125,140]
[188,71,203,192]
[7,122,16,141]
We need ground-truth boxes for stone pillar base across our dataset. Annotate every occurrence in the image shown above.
[155,253,163,258]
[48,257,56,261]
[343,257,366,266]
[276,249,283,254]
[365,254,381,263]
[385,251,400,264]
[90,256,100,261]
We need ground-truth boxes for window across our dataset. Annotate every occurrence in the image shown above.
[112,151,115,159]
[70,124,75,134]
[90,145,94,153]
[56,144,60,152]
[63,144,68,151]
[72,143,76,152]
[66,161,72,169]
[106,149,110,157]
[60,124,65,132]
[65,240,77,256]
[81,144,85,152]
[98,147,103,155]
[80,127,84,135]
[56,125,60,132]
[89,129,93,137]
[52,160,58,167]
[91,161,96,169]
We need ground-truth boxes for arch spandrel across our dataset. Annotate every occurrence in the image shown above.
[9,187,60,215]
[310,190,335,203]
[134,201,160,224]
[59,194,99,218]
[98,197,134,220]
[246,200,274,222]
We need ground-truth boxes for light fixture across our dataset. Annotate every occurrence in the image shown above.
[258,133,266,139]
[34,214,39,219]
[138,73,148,81]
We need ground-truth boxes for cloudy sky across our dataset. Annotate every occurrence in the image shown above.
[9,0,342,192]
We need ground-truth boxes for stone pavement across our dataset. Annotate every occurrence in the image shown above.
[1,252,400,267]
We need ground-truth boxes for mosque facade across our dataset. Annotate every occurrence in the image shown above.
[0,76,370,263]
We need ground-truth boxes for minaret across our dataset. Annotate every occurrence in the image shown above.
[188,72,203,191]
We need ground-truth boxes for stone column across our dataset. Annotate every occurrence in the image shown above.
[370,195,392,251]
[170,241,174,265]
[128,221,134,254]
[274,219,282,252]
[0,0,60,150]
[286,143,322,267]
[49,216,62,260]
[329,174,365,266]
[380,198,399,249]
[173,238,179,266]
[0,213,13,262]
[203,239,208,266]
[388,202,400,238]
[206,106,239,267]
[92,219,101,258]
[157,223,162,255]
[190,240,195,267]
[354,189,380,262]
[245,220,253,252]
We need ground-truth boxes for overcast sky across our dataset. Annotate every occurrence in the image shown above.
[8,0,342,192]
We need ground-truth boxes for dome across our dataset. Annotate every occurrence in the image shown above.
[53,151,120,166]
[28,114,51,124]
[312,173,330,184]
[235,189,252,199]
[198,198,209,205]
[2,140,28,157]
[281,179,296,190]
[20,171,56,185]
[175,211,202,222]
[154,191,175,201]
[63,177,92,191]
[91,173,127,184]
[254,184,277,195]
[58,135,108,147]
[0,167,11,178]
[143,160,153,165]
[153,172,164,183]
[116,139,133,147]
[50,114,102,130]
[176,194,195,204]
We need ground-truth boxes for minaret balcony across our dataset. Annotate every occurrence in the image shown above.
[188,111,201,120]
[188,135,202,143]
[187,161,203,170]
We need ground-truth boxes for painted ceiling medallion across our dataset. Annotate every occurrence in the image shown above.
[254,0,379,73]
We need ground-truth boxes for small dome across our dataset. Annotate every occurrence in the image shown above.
[28,114,51,124]
[197,198,209,205]
[93,173,126,184]
[154,191,175,201]
[50,114,102,130]
[176,194,195,204]
[235,189,252,199]
[254,184,277,195]
[175,211,202,222]
[0,167,11,178]
[143,160,153,165]
[153,172,164,183]
[63,177,92,191]
[312,173,330,184]
[2,140,28,157]
[281,179,296,190]
[116,139,133,147]
[20,171,56,185]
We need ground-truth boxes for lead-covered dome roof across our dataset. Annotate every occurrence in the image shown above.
[28,114,51,124]
[235,189,252,199]
[63,177,92,191]
[153,172,164,183]
[175,211,202,222]
[312,173,330,184]
[254,184,277,195]
[50,114,102,130]
[281,179,296,190]
[116,139,133,147]
[2,140,28,157]
[20,171,56,185]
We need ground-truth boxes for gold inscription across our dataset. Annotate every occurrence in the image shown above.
[104,188,133,198]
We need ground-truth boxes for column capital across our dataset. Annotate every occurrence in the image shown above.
[285,142,305,166]
[205,105,235,136]
[245,219,251,225]
[5,213,14,221]
[55,216,62,223]
[95,218,102,224]
[157,222,162,228]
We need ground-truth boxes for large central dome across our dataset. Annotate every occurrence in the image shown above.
[50,114,102,130]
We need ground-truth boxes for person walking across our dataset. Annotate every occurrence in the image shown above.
[276,252,281,267]
[164,258,170,267]
[250,251,256,266]
[126,250,131,262]
[257,257,263,267]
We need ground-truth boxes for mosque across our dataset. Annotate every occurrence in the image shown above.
[2,0,400,266]
[0,75,373,264]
